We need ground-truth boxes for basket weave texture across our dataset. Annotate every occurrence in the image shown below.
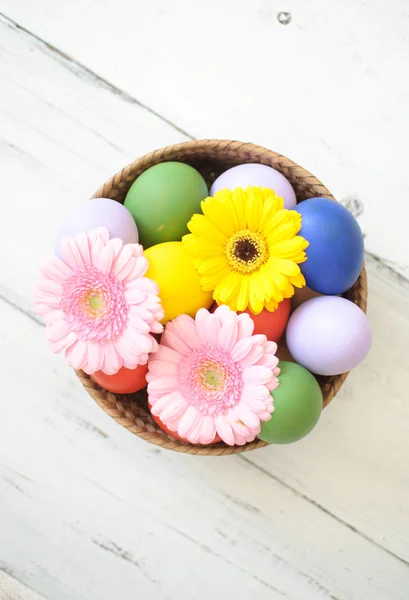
[75,139,368,455]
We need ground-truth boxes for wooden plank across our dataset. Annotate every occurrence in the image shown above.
[1,294,409,600]
[0,571,46,600]
[0,11,408,600]
[0,13,189,315]
[0,2,408,277]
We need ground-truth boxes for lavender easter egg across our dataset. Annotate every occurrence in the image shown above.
[295,197,364,295]
[286,296,372,376]
[210,163,297,209]
[55,198,138,257]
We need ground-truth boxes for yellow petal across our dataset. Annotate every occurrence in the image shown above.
[200,266,231,291]
[235,276,251,312]
[183,234,225,257]
[265,297,279,312]
[261,187,284,210]
[269,237,309,259]
[231,188,248,229]
[268,257,301,277]
[214,271,242,309]
[197,256,228,275]
[289,272,306,288]
[187,214,228,245]
[201,197,238,237]
[245,188,264,232]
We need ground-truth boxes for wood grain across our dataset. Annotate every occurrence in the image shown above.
[0,1,408,277]
[0,6,408,600]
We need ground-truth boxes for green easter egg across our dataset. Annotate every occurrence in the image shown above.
[258,361,323,444]
[124,161,208,248]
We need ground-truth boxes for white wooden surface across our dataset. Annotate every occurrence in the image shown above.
[0,3,408,599]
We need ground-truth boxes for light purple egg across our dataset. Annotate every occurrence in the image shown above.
[210,163,297,209]
[286,296,372,376]
[55,198,138,257]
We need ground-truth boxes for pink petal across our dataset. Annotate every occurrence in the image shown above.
[178,406,201,438]
[60,237,84,270]
[65,339,88,370]
[161,330,191,355]
[123,255,149,283]
[150,320,164,334]
[238,345,264,368]
[195,309,220,345]
[75,232,91,265]
[266,377,279,391]
[94,226,110,244]
[127,312,150,333]
[40,257,71,281]
[243,366,274,385]
[153,345,181,364]
[215,417,235,446]
[243,384,270,401]
[43,309,65,325]
[100,342,122,375]
[82,342,104,374]
[236,404,262,428]
[264,341,278,354]
[198,416,217,445]
[232,430,252,445]
[236,313,254,339]
[148,376,179,394]
[214,305,235,325]
[230,338,253,362]
[256,354,279,369]
[172,315,201,349]
[89,238,104,271]
[159,392,188,422]
[37,278,63,297]
[46,319,70,343]
[94,243,114,274]
[242,391,270,413]
[51,331,78,353]
[186,416,205,444]
[111,245,135,279]
[148,360,177,377]
[150,394,171,415]
[218,320,238,352]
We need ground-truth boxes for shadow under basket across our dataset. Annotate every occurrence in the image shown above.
[75,139,368,455]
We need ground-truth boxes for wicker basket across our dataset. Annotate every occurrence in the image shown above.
[75,139,368,455]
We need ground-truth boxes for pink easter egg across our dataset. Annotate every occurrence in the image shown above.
[55,198,138,257]
[210,163,297,209]
[286,296,372,376]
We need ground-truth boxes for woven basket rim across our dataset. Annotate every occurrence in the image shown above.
[75,139,368,456]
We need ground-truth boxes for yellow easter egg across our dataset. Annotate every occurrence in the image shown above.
[144,242,213,324]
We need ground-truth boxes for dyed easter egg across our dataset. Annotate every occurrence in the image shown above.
[144,242,213,324]
[91,364,148,394]
[243,298,291,342]
[210,163,297,209]
[258,361,322,444]
[124,162,208,248]
[286,296,372,376]
[295,197,364,295]
[148,403,221,445]
[55,198,138,257]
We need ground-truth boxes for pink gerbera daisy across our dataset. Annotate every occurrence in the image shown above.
[33,227,164,375]
[147,305,280,446]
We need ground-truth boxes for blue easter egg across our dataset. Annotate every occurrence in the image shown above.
[295,197,364,295]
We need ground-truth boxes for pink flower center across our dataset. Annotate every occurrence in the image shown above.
[61,265,128,341]
[177,345,243,416]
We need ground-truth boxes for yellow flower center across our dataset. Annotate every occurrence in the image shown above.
[82,290,105,318]
[225,229,269,275]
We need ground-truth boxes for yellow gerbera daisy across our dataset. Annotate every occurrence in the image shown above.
[182,186,309,315]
